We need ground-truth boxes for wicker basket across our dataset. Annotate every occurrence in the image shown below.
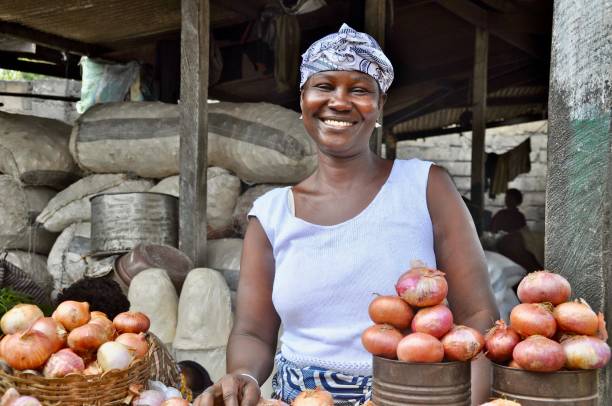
[0,335,156,405]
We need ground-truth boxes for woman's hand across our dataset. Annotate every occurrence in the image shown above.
[193,373,261,406]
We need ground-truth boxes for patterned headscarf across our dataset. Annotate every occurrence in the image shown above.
[299,23,394,93]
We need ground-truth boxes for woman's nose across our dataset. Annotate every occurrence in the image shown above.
[327,89,352,111]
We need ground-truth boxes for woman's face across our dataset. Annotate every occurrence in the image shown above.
[300,71,385,157]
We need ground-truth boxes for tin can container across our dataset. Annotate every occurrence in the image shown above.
[372,356,471,405]
[492,363,598,405]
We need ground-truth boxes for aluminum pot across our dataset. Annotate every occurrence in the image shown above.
[372,356,471,405]
[90,192,178,256]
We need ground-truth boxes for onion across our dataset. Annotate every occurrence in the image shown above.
[368,295,414,330]
[115,333,149,359]
[553,300,598,336]
[132,390,165,406]
[11,397,42,406]
[83,361,102,375]
[517,271,571,305]
[480,400,521,406]
[411,305,453,338]
[510,303,557,338]
[512,335,565,372]
[257,399,290,406]
[395,267,448,307]
[1,388,20,405]
[90,311,108,320]
[441,325,485,361]
[97,341,133,372]
[52,301,90,331]
[43,348,85,378]
[508,359,522,369]
[30,317,67,353]
[361,324,403,359]
[0,304,44,335]
[113,311,150,334]
[89,316,116,341]
[561,335,611,369]
[397,332,444,363]
[597,312,608,340]
[68,323,108,353]
[1,330,54,370]
[485,320,521,363]
[161,399,189,406]
[292,389,334,406]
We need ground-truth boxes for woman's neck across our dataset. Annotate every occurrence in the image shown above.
[312,150,385,193]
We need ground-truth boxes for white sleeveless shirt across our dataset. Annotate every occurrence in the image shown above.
[248,159,436,376]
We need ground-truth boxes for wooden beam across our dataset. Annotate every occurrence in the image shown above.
[0,21,106,56]
[210,0,258,20]
[0,51,81,79]
[470,26,488,235]
[365,0,386,156]
[179,0,210,267]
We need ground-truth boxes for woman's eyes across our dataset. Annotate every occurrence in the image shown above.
[313,84,372,94]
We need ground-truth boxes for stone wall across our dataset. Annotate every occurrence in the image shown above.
[396,120,548,231]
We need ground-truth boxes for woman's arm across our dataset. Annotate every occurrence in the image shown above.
[195,218,280,406]
[426,165,499,406]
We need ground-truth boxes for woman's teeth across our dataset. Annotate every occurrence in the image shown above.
[323,119,353,127]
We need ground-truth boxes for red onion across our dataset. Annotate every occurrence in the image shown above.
[485,320,521,363]
[361,324,403,359]
[368,295,414,330]
[115,333,149,359]
[510,303,557,338]
[132,390,165,406]
[517,271,571,305]
[441,325,485,361]
[43,348,85,378]
[597,312,608,340]
[397,332,444,363]
[411,305,453,338]
[512,335,565,372]
[508,359,522,369]
[561,335,611,369]
[113,312,150,334]
[395,267,448,307]
[553,300,598,336]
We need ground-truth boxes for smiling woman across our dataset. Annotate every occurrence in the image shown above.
[194,24,498,406]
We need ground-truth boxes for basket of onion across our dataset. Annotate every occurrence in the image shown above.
[0,301,156,405]
[485,271,610,406]
[362,263,484,406]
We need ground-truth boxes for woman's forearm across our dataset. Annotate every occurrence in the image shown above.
[226,330,277,386]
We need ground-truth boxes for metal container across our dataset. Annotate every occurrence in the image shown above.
[372,356,471,405]
[90,192,178,256]
[492,363,598,405]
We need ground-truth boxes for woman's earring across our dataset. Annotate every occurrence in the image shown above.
[375,121,382,128]
[299,115,303,120]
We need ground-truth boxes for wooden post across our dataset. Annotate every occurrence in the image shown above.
[179,0,209,266]
[470,26,488,234]
[365,0,386,156]
[547,0,612,402]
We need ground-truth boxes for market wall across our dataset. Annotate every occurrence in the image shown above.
[396,120,548,232]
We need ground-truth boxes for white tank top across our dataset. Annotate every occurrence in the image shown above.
[248,159,436,376]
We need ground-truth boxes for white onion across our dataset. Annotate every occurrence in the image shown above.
[97,341,133,372]
[12,397,42,406]
[132,390,165,406]
[0,304,44,335]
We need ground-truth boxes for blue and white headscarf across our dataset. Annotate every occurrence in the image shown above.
[299,23,394,93]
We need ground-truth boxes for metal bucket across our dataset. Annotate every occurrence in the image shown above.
[90,192,178,256]
[492,363,598,405]
[372,356,471,405]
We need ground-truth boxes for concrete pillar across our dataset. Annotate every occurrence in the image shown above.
[546,0,612,403]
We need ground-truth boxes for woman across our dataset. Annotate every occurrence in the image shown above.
[196,24,497,406]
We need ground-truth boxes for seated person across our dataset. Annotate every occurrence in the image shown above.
[490,188,527,233]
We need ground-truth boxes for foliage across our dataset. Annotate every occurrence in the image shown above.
[0,69,47,81]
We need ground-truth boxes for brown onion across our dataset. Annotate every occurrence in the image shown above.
[510,303,557,338]
[517,271,571,305]
[89,316,116,341]
[43,348,85,378]
[395,267,448,307]
[441,325,485,361]
[53,301,90,331]
[1,330,54,370]
[30,317,68,353]
[113,311,150,334]
[115,333,149,359]
[67,323,108,353]
[484,320,521,363]
[397,332,444,363]
[512,335,565,372]
[561,335,611,369]
[553,300,598,336]
[161,399,190,406]
[368,295,414,330]
[90,311,108,320]
[411,305,453,338]
[361,324,403,359]
[0,304,44,335]
[292,389,334,406]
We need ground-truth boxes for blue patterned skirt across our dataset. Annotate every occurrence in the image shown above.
[270,354,372,406]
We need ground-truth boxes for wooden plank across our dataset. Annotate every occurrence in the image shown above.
[470,26,488,235]
[179,0,209,267]
[365,0,386,155]
[210,0,258,20]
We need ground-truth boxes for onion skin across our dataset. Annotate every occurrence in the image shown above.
[517,271,571,305]
[512,335,565,372]
[411,305,453,338]
[115,333,149,359]
[53,301,90,331]
[561,335,611,369]
[89,316,116,341]
[132,390,165,406]
[43,348,85,378]
[441,325,485,361]
[553,301,598,336]
[485,320,521,363]
[361,324,403,359]
[397,332,444,363]
[0,304,44,335]
[90,311,108,320]
[395,267,448,308]
[368,295,414,330]
[68,323,108,353]
[97,341,134,372]
[83,361,102,375]
[1,330,54,370]
[510,303,557,338]
[113,312,150,334]
[292,389,334,406]
[30,317,67,353]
